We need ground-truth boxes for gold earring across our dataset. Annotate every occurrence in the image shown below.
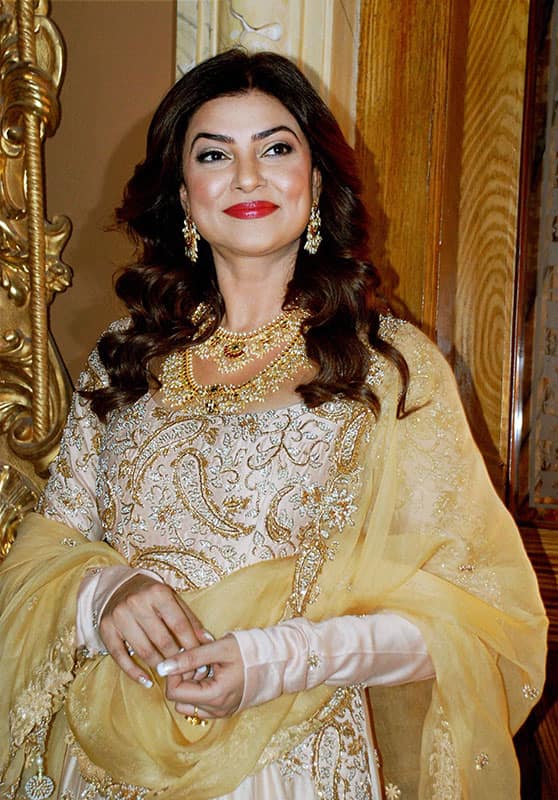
[182,213,200,262]
[304,200,322,255]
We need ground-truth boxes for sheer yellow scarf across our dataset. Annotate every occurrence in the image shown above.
[0,328,547,799]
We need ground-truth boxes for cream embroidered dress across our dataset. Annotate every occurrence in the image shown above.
[38,325,385,800]
[0,318,547,800]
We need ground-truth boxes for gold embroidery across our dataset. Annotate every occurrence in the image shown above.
[428,709,462,799]
[171,448,254,539]
[128,417,207,502]
[335,406,375,475]
[265,485,298,543]
[285,404,370,616]
[67,734,148,800]
[308,651,321,669]
[275,688,375,798]
[9,627,75,755]
[522,684,539,700]
[474,752,489,771]
[258,687,356,771]
[378,314,405,342]
[130,546,224,590]
[33,315,543,800]
[89,400,349,586]
[313,724,342,795]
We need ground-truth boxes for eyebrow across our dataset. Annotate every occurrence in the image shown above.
[189,125,300,153]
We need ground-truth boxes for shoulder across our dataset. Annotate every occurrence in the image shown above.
[76,317,131,391]
[376,315,458,407]
[378,314,432,355]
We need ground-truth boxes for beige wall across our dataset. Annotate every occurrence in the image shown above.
[46,0,175,382]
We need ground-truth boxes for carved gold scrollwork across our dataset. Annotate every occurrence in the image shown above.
[0,461,37,558]
[0,0,71,307]
[0,328,68,474]
[0,0,73,556]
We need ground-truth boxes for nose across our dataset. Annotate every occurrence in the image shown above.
[233,153,264,192]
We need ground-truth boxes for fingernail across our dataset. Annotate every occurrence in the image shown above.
[194,664,211,679]
[202,630,215,642]
[138,675,153,688]
[157,659,177,677]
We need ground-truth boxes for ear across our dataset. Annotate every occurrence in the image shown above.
[179,184,189,214]
[312,168,322,203]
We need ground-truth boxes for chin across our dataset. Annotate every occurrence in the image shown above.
[219,237,301,260]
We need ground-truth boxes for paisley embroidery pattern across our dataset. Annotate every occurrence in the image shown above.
[38,316,407,799]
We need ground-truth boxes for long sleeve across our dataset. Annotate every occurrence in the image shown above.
[37,330,164,654]
[38,349,109,541]
[76,565,164,654]
[232,612,434,711]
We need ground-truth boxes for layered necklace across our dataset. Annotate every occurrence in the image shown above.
[195,306,306,374]
[160,305,311,414]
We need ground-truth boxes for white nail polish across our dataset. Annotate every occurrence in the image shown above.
[203,630,215,642]
[194,664,211,679]
[138,675,153,689]
[157,660,176,677]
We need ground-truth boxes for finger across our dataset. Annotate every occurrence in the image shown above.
[100,630,154,689]
[164,664,231,706]
[118,585,198,658]
[167,664,243,718]
[106,609,176,668]
[165,671,215,701]
[194,663,213,680]
[176,596,212,642]
[156,640,224,677]
[173,681,239,719]
[155,599,201,654]
[130,584,204,654]
[173,648,197,682]
[168,680,222,712]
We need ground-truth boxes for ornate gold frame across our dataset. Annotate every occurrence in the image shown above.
[0,0,71,557]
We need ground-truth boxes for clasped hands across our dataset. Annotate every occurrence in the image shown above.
[99,574,244,721]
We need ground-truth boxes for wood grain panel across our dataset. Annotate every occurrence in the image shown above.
[357,0,529,494]
[515,650,558,799]
[453,0,529,492]
[357,2,557,792]
[356,0,464,334]
[522,527,558,647]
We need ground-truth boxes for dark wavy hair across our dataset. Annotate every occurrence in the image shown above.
[84,48,410,420]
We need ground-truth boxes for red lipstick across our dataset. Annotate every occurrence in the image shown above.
[223,201,278,219]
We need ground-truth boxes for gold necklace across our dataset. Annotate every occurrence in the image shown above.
[195,306,307,374]
[160,332,311,414]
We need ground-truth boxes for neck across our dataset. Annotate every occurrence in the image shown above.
[211,248,297,332]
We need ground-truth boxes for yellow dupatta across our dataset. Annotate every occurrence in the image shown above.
[0,324,547,799]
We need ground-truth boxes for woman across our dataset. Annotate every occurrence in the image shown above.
[0,49,547,800]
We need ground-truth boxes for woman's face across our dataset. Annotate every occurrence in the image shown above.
[180,90,320,263]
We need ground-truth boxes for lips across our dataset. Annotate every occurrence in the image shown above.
[223,201,279,219]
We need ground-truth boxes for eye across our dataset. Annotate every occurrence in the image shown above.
[263,142,293,157]
[196,149,230,163]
